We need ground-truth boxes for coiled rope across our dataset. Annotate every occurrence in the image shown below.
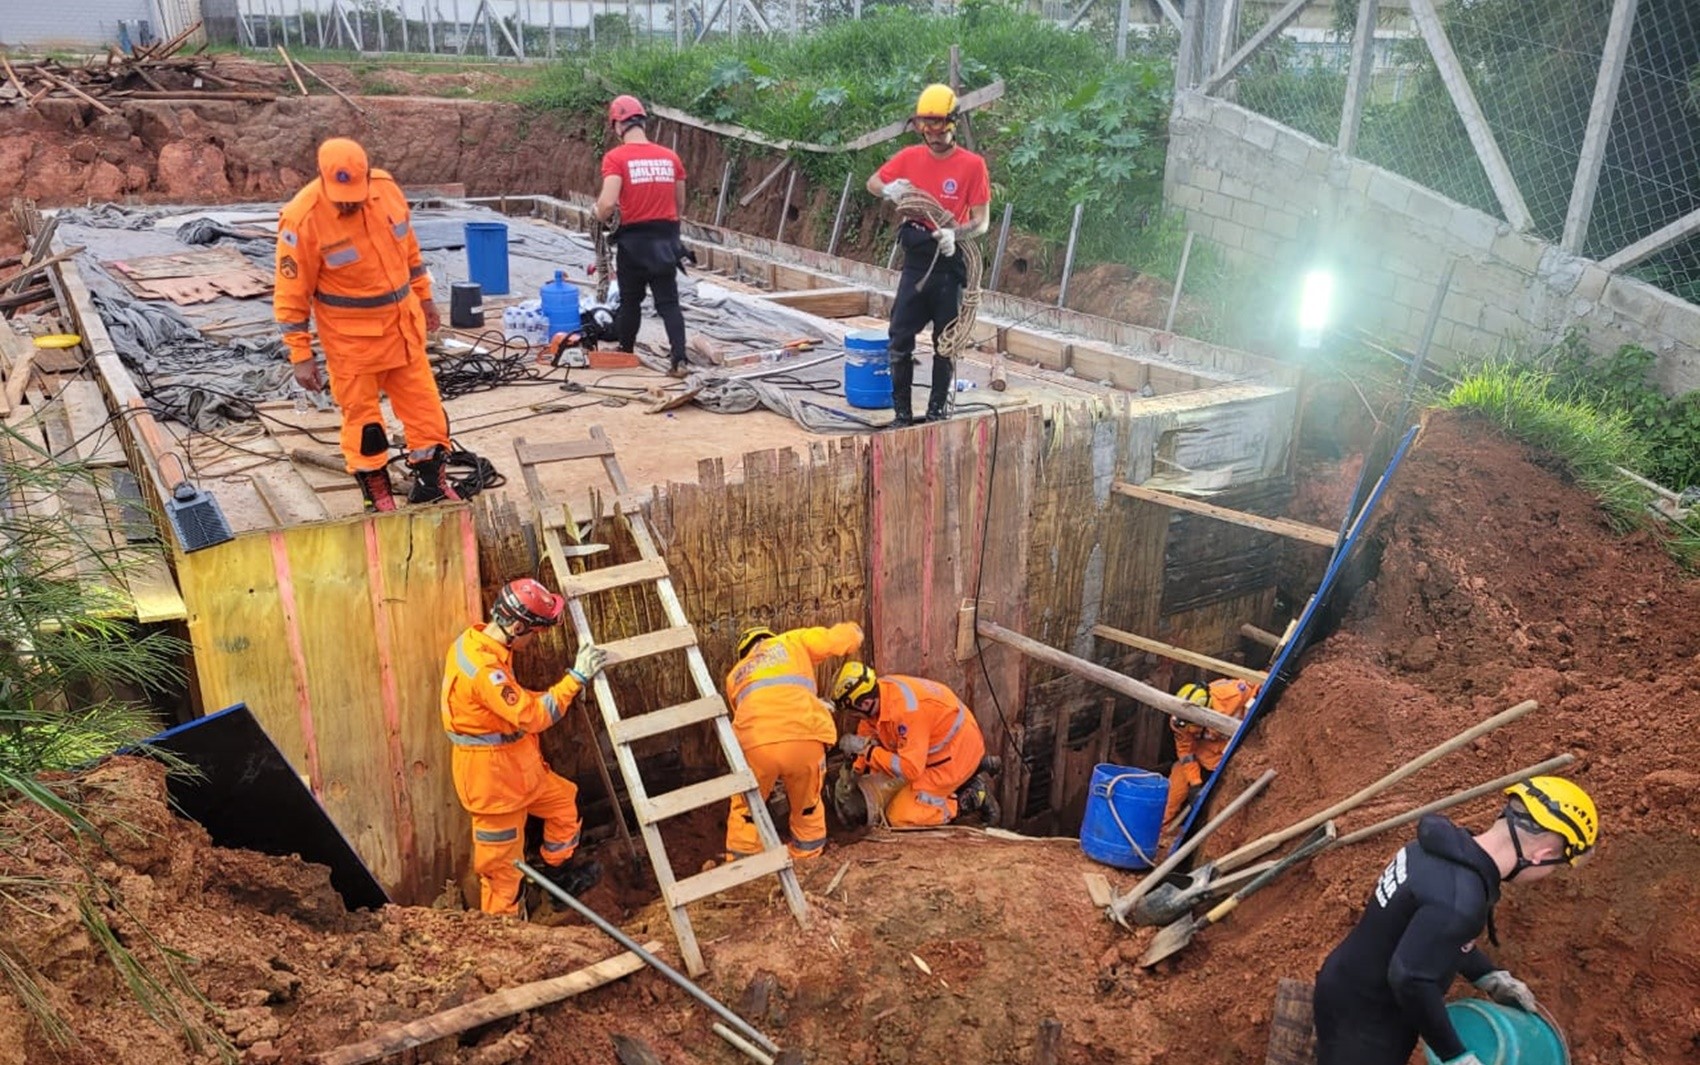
[894,187,984,366]
[593,207,619,304]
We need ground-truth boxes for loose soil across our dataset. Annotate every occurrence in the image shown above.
[4,410,1695,1064]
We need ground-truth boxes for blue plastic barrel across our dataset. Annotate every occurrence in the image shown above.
[843,330,892,410]
[539,270,581,340]
[1422,1001,1568,1065]
[464,221,510,296]
[1079,764,1166,870]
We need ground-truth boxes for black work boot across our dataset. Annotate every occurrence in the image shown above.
[955,773,1000,825]
[924,356,954,422]
[977,755,1003,778]
[354,467,397,512]
[541,855,603,897]
[407,445,463,505]
[889,355,915,428]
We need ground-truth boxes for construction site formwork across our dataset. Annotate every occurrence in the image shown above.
[44,198,1310,906]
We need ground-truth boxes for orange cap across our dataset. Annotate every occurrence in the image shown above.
[317,137,370,203]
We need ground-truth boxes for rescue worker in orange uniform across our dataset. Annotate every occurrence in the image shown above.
[1163,677,1259,832]
[442,577,607,916]
[831,663,999,826]
[722,621,864,863]
[274,137,459,512]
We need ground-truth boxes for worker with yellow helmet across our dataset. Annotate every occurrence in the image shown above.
[1163,678,1258,832]
[864,83,992,427]
[1312,775,1599,1065]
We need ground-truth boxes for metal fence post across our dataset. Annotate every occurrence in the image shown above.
[827,171,853,256]
[987,202,1013,291]
[1057,203,1084,309]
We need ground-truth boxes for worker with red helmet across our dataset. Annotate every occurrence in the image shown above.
[721,621,864,864]
[441,577,608,915]
[274,137,460,512]
[594,95,692,376]
[865,84,991,426]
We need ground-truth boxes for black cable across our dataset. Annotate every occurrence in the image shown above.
[953,400,1023,780]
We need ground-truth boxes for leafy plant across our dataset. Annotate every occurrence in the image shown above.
[1543,334,1700,491]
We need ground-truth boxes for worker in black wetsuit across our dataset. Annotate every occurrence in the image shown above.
[1313,776,1598,1065]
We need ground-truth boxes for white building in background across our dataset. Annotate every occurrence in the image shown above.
[0,0,202,51]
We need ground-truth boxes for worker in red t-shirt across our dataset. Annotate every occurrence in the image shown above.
[865,84,991,426]
[595,95,691,376]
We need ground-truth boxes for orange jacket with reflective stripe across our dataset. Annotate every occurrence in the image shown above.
[441,624,583,815]
[274,169,432,375]
[725,623,862,749]
[1172,677,1258,770]
[857,674,979,783]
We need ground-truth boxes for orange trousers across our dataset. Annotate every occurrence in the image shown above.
[326,344,451,473]
[725,738,828,861]
[471,771,581,915]
[884,725,985,828]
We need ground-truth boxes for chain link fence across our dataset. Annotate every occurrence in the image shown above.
[1231,0,1700,303]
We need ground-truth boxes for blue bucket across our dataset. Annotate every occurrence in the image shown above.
[843,329,892,410]
[1079,764,1166,870]
[1422,1001,1568,1065]
[464,221,510,296]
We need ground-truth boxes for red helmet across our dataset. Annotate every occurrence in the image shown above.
[492,578,565,631]
[609,94,647,125]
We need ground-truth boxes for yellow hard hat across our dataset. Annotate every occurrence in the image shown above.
[735,626,776,659]
[1176,683,1212,707]
[832,661,878,711]
[915,83,958,120]
[1504,776,1598,862]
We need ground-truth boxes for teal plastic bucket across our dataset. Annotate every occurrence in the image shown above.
[1079,764,1166,870]
[843,330,892,410]
[1422,1001,1568,1065]
[464,221,510,296]
[539,270,581,340]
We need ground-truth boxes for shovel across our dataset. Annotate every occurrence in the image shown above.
[1140,821,1338,968]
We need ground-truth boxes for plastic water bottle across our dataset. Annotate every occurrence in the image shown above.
[955,380,978,392]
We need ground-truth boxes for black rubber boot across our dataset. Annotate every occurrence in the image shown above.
[541,855,603,897]
[955,773,1000,825]
[354,467,397,512]
[407,445,463,505]
[924,356,954,422]
[889,355,915,427]
[977,755,1004,778]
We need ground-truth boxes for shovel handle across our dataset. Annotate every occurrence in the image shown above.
[1110,768,1276,924]
[1205,821,1339,927]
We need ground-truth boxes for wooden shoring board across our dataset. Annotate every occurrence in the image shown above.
[58,379,126,466]
[1091,623,1268,685]
[518,427,808,977]
[1112,480,1338,547]
[92,469,186,622]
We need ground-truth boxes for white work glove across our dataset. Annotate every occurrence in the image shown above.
[881,178,914,204]
[838,733,873,757]
[1474,970,1538,1012]
[933,226,957,258]
[1443,1055,1485,1065]
[572,643,608,681]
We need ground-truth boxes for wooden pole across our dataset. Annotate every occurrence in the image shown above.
[1239,623,1281,648]
[1162,230,1195,333]
[1035,1019,1064,1065]
[1056,202,1083,309]
[276,44,309,95]
[714,159,734,228]
[827,170,853,257]
[292,54,368,115]
[987,201,1013,291]
[1111,481,1340,547]
[312,946,654,1065]
[1109,768,1276,923]
[974,618,1242,736]
[1091,624,1268,685]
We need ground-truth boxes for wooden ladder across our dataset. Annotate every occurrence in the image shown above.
[514,426,809,976]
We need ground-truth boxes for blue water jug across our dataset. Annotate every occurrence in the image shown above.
[539,270,581,340]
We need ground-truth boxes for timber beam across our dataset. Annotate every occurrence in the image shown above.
[1112,481,1338,548]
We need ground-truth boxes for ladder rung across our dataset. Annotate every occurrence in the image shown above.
[560,557,671,598]
[639,771,757,825]
[664,847,792,909]
[609,696,727,746]
[600,625,697,665]
[515,438,617,466]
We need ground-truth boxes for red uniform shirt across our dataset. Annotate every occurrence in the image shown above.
[601,142,687,225]
[877,144,990,225]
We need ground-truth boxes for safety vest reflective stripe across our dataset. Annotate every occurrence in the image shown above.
[475,827,518,843]
[278,319,311,334]
[453,637,480,679]
[409,263,428,279]
[915,791,950,810]
[540,833,579,854]
[444,729,524,747]
[927,705,967,755]
[542,692,563,725]
[792,834,828,851]
[884,749,907,782]
[890,678,920,713]
[315,281,412,309]
[733,674,817,703]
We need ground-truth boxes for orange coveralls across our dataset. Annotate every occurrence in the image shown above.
[855,675,985,827]
[724,623,863,860]
[441,623,586,915]
[274,169,451,473]
[1163,677,1258,828]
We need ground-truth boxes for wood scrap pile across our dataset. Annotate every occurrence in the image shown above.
[0,22,280,112]
[104,246,273,305]
[3,204,73,322]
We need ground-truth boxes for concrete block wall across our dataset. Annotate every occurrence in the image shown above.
[1165,91,1700,395]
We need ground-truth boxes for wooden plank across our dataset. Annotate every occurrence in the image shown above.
[1001,327,1070,370]
[515,437,619,466]
[1406,0,1534,231]
[637,770,759,826]
[663,847,792,909]
[599,624,698,666]
[1091,624,1268,684]
[607,696,727,746]
[1083,871,1114,908]
[58,380,125,466]
[313,946,653,1065]
[1599,206,1700,273]
[1112,481,1337,547]
[1241,622,1282,648]
[559,557,670,598]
